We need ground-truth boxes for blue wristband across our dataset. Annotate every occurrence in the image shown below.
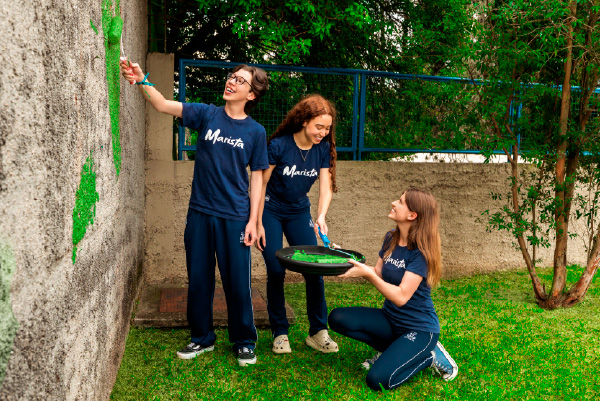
[135,73,155,86]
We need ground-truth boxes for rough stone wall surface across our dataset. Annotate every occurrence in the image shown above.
[145,159,588,286]
[0,0,146,399]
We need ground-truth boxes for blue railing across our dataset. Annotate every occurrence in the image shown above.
[177,59,599,161]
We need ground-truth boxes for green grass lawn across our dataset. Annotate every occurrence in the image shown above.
[111,267,600,400]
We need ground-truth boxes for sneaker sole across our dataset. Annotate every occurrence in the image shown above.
[237,356,257,367]
[176,345,214,360]
[272,346,292,354]
[305,336,339,353]
[436,342,458,381]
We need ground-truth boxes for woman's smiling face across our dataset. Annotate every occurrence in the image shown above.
[388,193,415,224]
[222,69,255,102]
[302,114,332,145]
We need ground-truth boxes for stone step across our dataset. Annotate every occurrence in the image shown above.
[132,284,295,328]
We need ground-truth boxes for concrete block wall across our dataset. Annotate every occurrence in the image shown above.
[0,0,147,399]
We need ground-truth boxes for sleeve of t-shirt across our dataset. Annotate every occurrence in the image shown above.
[267,138,280,166]
[249,128,269,171]
[320,141,331,169]
[181,103,211,129]
[407,249,428,278]
[378,232,395,258]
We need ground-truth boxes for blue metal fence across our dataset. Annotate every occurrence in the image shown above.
[177,59,599,161]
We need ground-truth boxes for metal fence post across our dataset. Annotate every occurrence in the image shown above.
[358,73,366,161]
[351,73,360,160]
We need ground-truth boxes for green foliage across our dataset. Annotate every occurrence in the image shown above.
[459,0,600,304]
[168,0,478,160]
[164,0,471,74]
[111,270,600,399]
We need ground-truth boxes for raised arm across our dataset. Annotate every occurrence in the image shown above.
[120,60,183,118]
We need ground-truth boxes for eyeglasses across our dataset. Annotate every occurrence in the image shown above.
[226,72,253,91]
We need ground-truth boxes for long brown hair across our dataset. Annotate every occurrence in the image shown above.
[268,94,338,192]
[382,188,442,287]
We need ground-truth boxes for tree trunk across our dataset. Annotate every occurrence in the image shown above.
[509,144,547,302]
[548,1,576,308]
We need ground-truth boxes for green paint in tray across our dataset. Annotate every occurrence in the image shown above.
[289,250,350,264]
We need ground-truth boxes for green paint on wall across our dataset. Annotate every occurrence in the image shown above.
[0,242,19,388]
[90,19,98,34]
[108,16,123,44]
[72,152,100,263]
[101,0,122,177]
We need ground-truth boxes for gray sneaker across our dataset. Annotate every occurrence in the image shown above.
[360,352,382,371]
[430,341,458,381]
[176,342,214,360]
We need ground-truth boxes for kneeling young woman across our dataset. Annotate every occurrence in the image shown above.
[329,188,458,391]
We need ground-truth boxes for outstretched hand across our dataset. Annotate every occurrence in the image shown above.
[338,259,374,279]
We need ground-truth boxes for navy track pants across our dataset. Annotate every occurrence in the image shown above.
[329,307,438,391]
[184,209,257,350]
[260,208,328,337]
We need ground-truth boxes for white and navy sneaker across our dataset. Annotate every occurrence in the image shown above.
[430,341,458,381]
[176,342,214,360]
[360,352,382,371]
[237,347,257,366]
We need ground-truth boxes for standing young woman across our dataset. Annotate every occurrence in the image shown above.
[328,188,458,391]
[121,60,269,366]
[256,94,339,354]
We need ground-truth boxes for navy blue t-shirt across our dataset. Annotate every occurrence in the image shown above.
[182,103,269,220]
[378,233,440,334]
[264,134,331,213]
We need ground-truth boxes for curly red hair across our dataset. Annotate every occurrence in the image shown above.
[268,94,338,192]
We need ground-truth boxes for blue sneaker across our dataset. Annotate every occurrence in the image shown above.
[431,341,458,381]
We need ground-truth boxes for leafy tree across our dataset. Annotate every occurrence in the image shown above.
[163,0,473,160]
[161,0,470,74]
[467,0,600,309]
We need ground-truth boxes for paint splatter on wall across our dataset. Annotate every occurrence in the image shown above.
[72,153,99,263]
[72,3,124,262]
[101,0,122,177]
[90,19,99,35]
[0,242,19,388]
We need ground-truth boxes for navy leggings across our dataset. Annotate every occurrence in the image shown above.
[329,307,438,391]
[184,209,257,350]
[260,208,328,337]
